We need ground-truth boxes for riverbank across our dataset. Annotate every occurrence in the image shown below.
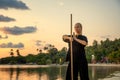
[0,63,120,68]
[88,63,120,67]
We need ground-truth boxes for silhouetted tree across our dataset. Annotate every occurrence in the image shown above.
[16,49,21,56]
[37,49,42,53]
[10,49,14,57]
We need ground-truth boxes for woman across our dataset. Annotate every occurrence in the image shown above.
[63,23,89,80]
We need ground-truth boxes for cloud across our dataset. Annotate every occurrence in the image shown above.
[34,40,54,50]
[0,15,16,22]
[0,35,8,39]
[0,0,29,10]
[35,40,46,47]
[0,42,24,48]
[35,40,42,46]
[0,26,37,35]
[44,44,54,50]
[100,35,111,39]
[59,2,64,6]
[57,0,64,6]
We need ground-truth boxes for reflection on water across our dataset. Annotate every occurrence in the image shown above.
[0,65,120,80]
[88,66,120,80]
[0,65,66,80]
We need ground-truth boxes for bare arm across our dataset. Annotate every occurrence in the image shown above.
[75,38,88,46]
[63,35,70,40]
[63,35,73,42]
[73,33,88,46]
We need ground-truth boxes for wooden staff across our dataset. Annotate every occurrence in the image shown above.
[70,14,73,80]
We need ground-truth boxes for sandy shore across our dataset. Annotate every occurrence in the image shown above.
[0,63,120,68]
[88,63,120,67]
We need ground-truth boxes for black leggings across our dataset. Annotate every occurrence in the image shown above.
[66,61,89,80]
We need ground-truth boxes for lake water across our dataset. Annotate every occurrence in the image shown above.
[0,65,120,80]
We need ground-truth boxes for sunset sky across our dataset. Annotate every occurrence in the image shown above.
[0,0,120,58]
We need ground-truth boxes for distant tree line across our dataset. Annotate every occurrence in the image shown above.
[0,38,120,64]
[0,47,67,65]
[86,38,120,64]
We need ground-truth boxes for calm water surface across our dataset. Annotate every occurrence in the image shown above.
[0,65,120,80]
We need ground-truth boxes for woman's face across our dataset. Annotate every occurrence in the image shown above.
[74,24,82,34]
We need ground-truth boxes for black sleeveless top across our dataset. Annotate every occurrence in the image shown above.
[63,35,88,63]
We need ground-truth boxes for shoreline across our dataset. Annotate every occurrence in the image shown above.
[0,63,120,68]
[88,63,120,67]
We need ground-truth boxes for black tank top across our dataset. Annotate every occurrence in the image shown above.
[63,35,88,62]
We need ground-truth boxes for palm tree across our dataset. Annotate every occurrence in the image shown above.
[16,49,21,56]
[37,49,42,53]
[39,49,42,53]
[10,49,14,57]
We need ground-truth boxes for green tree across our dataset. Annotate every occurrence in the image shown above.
[10,49,14,57]
[108,50,120,63]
